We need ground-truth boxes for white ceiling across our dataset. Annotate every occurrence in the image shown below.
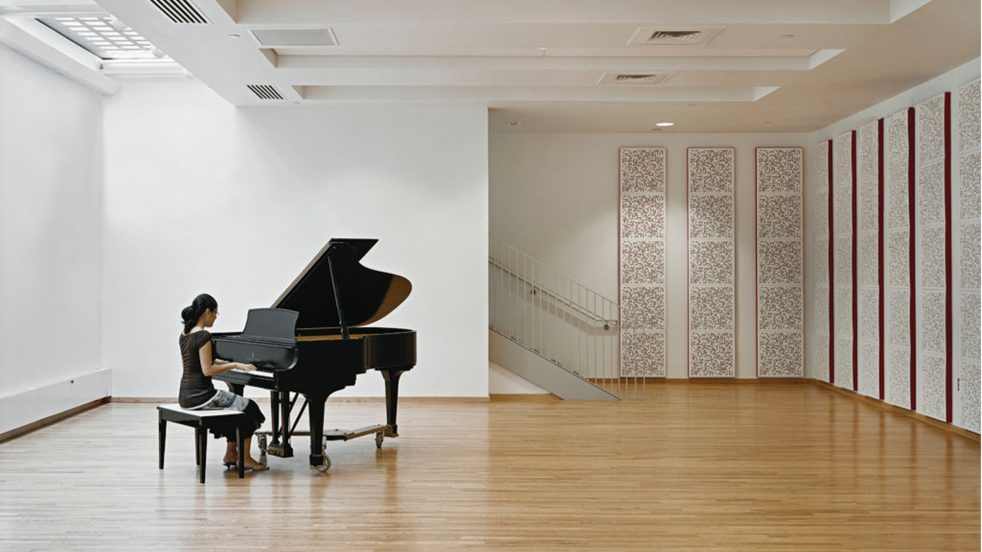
[4,0,981,132]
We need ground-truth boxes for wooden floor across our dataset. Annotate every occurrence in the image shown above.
[0,383,978,551]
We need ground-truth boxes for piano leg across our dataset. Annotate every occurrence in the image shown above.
[270,391,279,443]
[279,392,293,458]
[382,369,407,437]
[306,393,328,468]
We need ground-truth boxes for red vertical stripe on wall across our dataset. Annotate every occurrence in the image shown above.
[828,140,835,384]
[754,149,759,377]
[908,107,917,411]
[878,119,886,400]
[944,92,953,423]
[852,130,859,391]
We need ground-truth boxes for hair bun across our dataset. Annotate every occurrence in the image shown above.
[181,305,194,323]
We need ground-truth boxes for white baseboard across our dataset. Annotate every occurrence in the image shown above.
[0,369,111,435]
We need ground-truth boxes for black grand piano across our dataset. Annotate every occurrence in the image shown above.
[213,238,416,471]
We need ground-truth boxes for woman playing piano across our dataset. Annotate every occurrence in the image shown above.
[179,293,268,471]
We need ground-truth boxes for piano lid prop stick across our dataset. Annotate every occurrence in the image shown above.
[326,251,350,340]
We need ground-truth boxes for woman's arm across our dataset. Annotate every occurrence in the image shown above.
[198,341,255,377]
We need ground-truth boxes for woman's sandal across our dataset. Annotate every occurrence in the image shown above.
[223,460,269,472]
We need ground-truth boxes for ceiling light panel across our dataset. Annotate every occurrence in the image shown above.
[38,16,171,61]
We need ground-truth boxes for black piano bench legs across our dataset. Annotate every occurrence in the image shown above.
[157,406,247,483]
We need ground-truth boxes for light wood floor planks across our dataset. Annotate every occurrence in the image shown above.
[0,383,978,551]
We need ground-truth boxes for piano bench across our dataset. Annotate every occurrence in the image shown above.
[156,405,248,483]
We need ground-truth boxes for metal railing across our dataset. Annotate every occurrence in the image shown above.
[489,237,624,394]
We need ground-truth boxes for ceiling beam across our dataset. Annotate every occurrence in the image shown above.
[274,52,843,72]
[298,85,777,103]
[228,0,894,25]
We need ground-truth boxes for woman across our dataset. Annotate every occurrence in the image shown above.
[179,293,268,471]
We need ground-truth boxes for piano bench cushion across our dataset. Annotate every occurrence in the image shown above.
[157,405,250,432]
[157,404,247,418]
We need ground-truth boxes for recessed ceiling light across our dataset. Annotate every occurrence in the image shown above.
[37,15,173,62]
[654,121,674,127]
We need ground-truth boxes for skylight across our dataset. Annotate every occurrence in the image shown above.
[37,16,170,61]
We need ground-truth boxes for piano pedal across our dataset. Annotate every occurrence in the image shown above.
[266,443,292,458]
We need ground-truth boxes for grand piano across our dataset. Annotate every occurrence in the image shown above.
[213,238,416,471]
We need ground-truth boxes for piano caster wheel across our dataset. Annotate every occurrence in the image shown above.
[375,432,384,449]
[257,435,268,464]
[314,447,331,472]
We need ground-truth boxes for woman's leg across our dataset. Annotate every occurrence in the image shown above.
[207,391,266,468]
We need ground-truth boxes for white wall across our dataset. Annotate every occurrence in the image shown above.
[0,45,106,433]
[103,80,489,398]
[490,132,811,379]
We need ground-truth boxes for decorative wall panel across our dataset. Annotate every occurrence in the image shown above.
[620,147,666,377]
[756,147,803,377]
[812,143,831,382]
[832,132,854,389]
[915,93,948,421]
[884,110,912,409]
[688,148,735,377]
[856,122,881,397]
[956,79,981,432]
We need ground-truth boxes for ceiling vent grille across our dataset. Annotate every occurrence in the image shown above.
[628,26,722,46]
[250,28,338,47]
[598,72,671,85]
[150,0,208,24]
[247,85,284,100]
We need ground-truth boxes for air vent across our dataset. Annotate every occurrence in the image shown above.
[247,85,284,100]
[150,0,208,24]
[628,26,722,46]
[250,28,338,47]
[598,72,671,85]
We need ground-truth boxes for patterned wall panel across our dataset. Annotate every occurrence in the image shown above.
[688,148,735,377]
[812,143,831,382]
[915,93,949,421]
[856,122,881,397]
[620,147,667,377]
[832,133,854,389]
[756,147,803,377]
[956,79,981,432]
[884,109,912,409]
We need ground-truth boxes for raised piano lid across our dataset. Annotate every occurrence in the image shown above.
[271,238,412,329]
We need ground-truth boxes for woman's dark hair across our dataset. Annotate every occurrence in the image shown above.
[181,293,217,334]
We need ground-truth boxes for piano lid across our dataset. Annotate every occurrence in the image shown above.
[272,239,412,329]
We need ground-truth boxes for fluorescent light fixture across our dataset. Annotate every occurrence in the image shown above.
[654,121,675,127]
[37,16,172,61]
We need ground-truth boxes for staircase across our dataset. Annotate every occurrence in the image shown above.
[489,237,619,400]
